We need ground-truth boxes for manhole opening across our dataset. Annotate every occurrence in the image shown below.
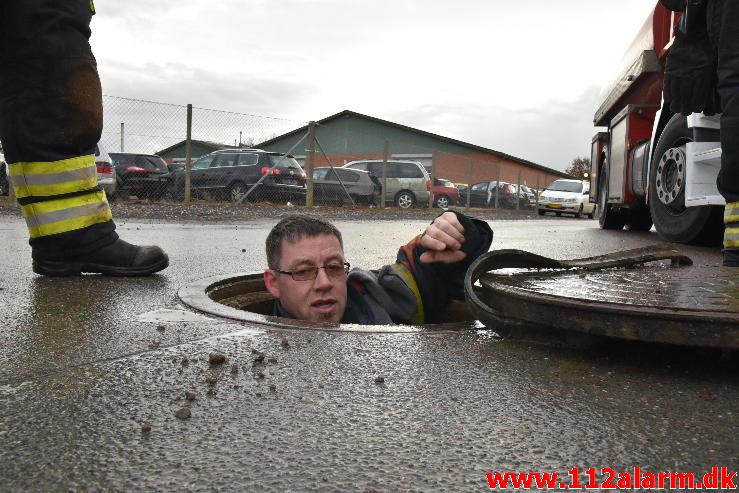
[178,272,481,333]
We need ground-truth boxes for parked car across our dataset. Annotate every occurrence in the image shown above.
[0,144,7,196]
[538,179,596,218]
[341,160,431,209]
[95,142,116,198]
[109,152,171,199]
[467,181,518,209]
[169,149,306,203]
[512,184,536,209]
[312,166,381,206]
[432,178,460,208]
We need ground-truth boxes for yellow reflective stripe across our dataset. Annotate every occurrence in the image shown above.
[724,227,739,249]
[724,202,739,224]
[21,192,111,238]
[391,262,425,325]
[9,155,98,199]
[13,175,98,199]
[8,155,94,176]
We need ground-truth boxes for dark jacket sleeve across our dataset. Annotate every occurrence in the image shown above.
[395,211,493,324]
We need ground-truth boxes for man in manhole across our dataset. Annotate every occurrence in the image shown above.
[263,211,493,324]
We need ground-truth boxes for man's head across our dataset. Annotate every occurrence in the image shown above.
[264,215,348,323]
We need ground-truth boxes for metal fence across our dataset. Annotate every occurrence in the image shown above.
[99,95,305,204]
[0,95,560,211]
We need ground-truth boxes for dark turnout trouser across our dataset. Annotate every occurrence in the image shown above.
[708,0,739,250]
[0,0,118,261]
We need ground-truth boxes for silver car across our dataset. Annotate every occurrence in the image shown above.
[342,160,431,208]
[312,166,381,206]
[95,142,116,198]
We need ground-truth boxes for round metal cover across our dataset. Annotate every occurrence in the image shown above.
[465,248,739,349]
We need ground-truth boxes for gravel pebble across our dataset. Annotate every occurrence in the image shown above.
[140,422,152,433]
[185,390,197,401]
[374,376,385,384]
[175,408,191,420]
[209,351,228,365]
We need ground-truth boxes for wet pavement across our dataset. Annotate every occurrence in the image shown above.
[0,213,737,491]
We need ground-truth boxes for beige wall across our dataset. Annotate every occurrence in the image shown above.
[308,152,565,191]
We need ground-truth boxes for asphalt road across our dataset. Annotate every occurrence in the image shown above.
[0,212,736,492]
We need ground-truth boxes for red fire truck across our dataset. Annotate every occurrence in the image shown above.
[590,2,723,244]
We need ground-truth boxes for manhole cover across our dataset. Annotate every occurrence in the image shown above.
[465,248,739,349]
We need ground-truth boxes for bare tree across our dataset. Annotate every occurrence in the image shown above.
[565,157,590,179]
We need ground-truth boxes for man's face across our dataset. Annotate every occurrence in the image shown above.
[264,233,348,323]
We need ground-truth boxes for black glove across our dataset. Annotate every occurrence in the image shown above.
[663,29,721,116]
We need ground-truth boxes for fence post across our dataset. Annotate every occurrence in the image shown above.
[381,140,389,209]
[516,168,522,210]
[120,122,125,152]
[536,174,540,209]
[466,159,472,211]
[305,121,317,207]
[429,153,435,209]
[184,104,192,204]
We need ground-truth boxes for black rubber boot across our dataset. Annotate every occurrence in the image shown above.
[32,239,169,276]
[723,248,739,267]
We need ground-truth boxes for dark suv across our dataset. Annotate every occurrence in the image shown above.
[467,180,518,209]
[170,149,306,203]
[109,153,171,199]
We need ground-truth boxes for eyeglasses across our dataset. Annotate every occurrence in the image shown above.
[274,262,350,281]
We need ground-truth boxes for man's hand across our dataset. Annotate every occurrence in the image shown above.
[419,211,467,264]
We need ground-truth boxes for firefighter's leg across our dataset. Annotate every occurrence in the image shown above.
[710,0,739,265]
[0,0,168,276]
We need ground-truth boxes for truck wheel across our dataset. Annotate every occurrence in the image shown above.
[575,204,583,218]
[587,205,597,219]
[597,164,626,230]
[649,114,723,245]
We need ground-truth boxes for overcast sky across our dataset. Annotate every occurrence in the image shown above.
[91,1,657,172]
